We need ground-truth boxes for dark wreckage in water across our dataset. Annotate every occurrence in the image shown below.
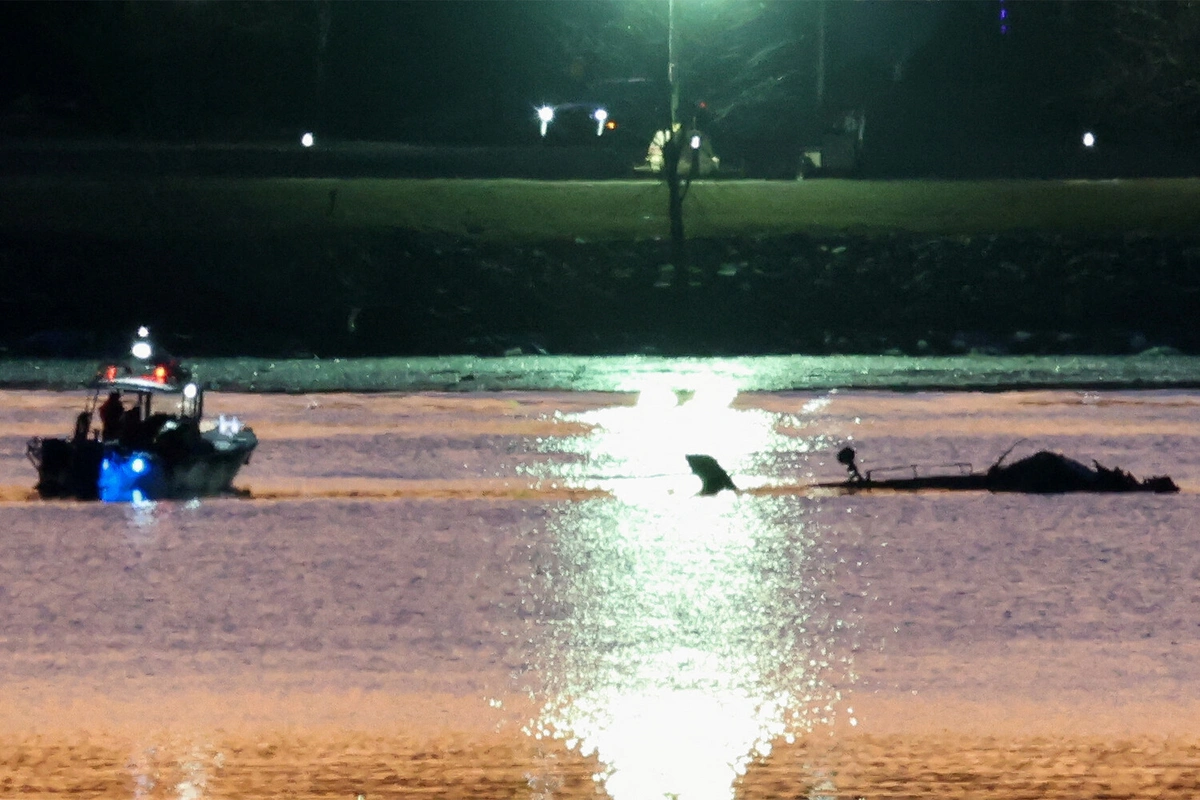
[686,444,1180,496]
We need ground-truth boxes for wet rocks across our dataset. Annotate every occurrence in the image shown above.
[1,230,1198,357]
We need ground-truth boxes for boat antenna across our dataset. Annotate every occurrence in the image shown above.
[991,438,1028,469]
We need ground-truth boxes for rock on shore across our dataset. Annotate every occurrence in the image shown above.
[1,230,1197,357]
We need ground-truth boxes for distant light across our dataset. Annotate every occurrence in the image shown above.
[593,108,608,122]
[137,326,150,338]
[1000,24,1009,34]
[537,105,554,137]
[1082,131,1096,148]
[183,382,198,399]
[301,132,315,148]
[605,120,617,130]
[690,134,701,150]
[131,457,146,474]
[132,341,152,360]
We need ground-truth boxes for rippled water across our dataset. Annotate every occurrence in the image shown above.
[4,351,1200,392]
[2,367,1200,798]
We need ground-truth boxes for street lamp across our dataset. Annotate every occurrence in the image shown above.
[664,0,686,275]
[668,0,679,132]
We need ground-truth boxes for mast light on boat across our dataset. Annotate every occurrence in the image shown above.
[131,457,147,474]
[183,383,198,399]
[132,326,152,360]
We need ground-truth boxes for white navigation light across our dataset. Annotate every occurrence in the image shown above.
[690,134,702,150]
[137,326,150,338]
[131,340,152,360]
[301,131,315,148]
[1082,131,1096,148]
[594,107,609,136]
[131,457,146,474]
[183,382,198,399]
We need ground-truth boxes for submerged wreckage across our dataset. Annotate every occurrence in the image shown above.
[687,445,1179,496]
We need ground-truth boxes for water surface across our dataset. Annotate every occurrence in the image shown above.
[2,367,1199,798]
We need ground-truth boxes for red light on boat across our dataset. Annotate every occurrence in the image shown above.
[154,366,168,382]
[105,366,117,380]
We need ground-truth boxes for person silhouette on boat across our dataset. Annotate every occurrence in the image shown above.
[120,404,145,446]
[73,411,92,442]
[99,392,123,441]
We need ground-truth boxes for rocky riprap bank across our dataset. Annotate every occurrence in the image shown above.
[2,230,1198,358]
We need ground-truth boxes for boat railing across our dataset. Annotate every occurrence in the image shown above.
[865,461,974,481]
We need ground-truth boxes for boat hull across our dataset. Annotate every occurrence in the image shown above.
[29,430,257,502]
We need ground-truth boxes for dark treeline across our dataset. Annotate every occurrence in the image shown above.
[2,230,1197,359]
[3,2,1199,171]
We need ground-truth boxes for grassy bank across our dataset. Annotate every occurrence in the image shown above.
[3,176,1200,241]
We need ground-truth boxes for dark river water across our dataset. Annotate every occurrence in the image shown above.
[2,355,1199,798]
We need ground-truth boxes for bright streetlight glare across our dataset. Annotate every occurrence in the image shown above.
[537,105,554,137]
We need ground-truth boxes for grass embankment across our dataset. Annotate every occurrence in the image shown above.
[2,176,1200,241]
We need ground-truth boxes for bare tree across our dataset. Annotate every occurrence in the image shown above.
[1087,0,1200,135]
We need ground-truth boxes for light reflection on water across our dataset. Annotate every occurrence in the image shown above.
[129,741,223,800]
[530,383,858,800]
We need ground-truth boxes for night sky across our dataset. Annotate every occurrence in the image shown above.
[1,1,1197,173]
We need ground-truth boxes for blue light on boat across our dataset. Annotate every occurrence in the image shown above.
[98,450,162,503]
